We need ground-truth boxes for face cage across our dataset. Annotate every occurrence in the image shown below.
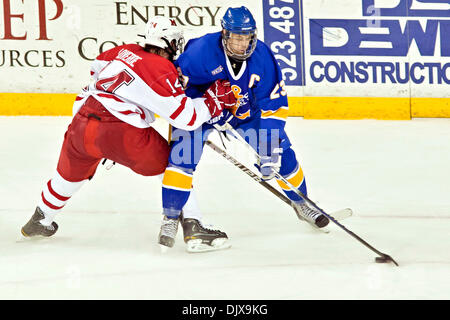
[174,37,185,58]
[162,37,185,61]
[222,29,257,61]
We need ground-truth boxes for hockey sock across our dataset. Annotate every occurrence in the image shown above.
[37,171,86,226]
[276,164,308,202]
[162,166,193,218]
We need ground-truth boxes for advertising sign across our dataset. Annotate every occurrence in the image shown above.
[1,0,448,117]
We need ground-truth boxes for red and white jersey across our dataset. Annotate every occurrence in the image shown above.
[73,44,211,130]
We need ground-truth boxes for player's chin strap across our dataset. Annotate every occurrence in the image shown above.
[213,123,399,267]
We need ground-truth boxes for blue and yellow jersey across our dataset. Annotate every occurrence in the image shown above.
[174,32,289,132]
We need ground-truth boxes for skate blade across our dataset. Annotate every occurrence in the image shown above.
[311,208,353,233]
[298,208,353,233]
[159,244,170,253]
[296,216,330,233]
[17,233,51,243]
[186,238,231,253]
[18,228,51,241]
[311,224,330,233]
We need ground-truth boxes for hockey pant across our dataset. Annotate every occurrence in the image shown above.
[161,118,308,218]
[38,96,171,220]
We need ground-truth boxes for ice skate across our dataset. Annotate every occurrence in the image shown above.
[21,207,58,237]
[293,202,330,228]
[158,215,180,249]
[181,217,231,253]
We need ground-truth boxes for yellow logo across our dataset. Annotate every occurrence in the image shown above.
[230,85,250,119]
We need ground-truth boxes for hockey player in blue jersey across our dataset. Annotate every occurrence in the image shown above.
[158,6,330,252]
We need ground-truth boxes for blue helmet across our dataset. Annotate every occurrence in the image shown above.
[221,6,257,60]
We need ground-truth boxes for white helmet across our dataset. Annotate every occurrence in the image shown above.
[142,16,184,60]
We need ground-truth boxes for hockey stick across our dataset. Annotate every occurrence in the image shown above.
[220,124,399,266]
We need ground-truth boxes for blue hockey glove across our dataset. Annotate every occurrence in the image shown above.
[207,109,234,131]
[255,147,282,180]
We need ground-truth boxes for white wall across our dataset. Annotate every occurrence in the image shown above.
[1,0,448,98]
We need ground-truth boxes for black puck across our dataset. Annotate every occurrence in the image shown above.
[375,256,389,263]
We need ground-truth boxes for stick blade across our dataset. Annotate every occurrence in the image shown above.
[375,254,399,266]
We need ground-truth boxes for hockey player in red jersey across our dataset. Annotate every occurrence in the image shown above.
[21,16,236,238]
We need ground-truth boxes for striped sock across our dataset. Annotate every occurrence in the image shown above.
[162,166,193,217]
[37,171,86,226]
[276,164,308,202]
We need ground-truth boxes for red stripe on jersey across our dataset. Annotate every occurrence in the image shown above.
[97,93,125,103]
[137,106,146,119]
[119,110,136,116]
[170,97,187,120]
[117,106,146,119]
[187,109,197,126]
[41,192,65,210]
[75,96,84,101]
[47,180,70,201]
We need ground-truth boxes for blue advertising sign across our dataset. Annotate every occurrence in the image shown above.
[308,0,450,85]
[263,0,305,86]
[362,0,450,17]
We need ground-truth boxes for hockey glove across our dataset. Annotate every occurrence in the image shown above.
[207,109,234,131]
[255,147,283,181]
[203,80,236,118]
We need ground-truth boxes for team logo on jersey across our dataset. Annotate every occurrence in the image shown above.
[230,85,250,119]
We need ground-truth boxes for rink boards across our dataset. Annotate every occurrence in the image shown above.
[0,0,449,118]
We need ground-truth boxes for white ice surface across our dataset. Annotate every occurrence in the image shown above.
[0,116,449,300]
